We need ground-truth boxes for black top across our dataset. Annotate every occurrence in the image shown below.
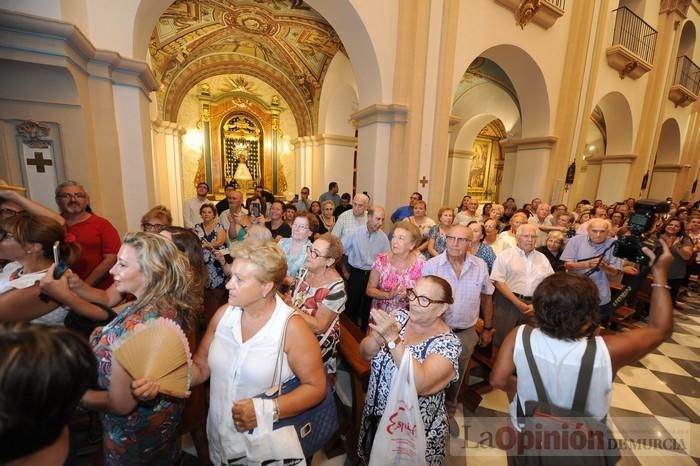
[266,221,291,239]
[333,204,351,219]
[215,199,229,216]
[536,245,564,272]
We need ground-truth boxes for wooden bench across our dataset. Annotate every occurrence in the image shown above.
[337,314,370,465]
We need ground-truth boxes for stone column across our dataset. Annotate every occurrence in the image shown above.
[313,133,356,200]
[445,149,473,207]
[649,163,685,199]
[591,154,637,204]
[292,136,315,199]
[351,104,408,207]
[499,136,558,204]
[151,120,186,227]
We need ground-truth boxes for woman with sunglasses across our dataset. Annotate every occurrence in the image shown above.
[358,275,461,465]
[286,233,347,377]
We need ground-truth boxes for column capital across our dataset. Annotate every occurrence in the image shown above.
[448,149,474,159]
[151,120,185,136]
[499,136,558,151]
[587,154,638,165]
[350,104,409,128]
[653,163,688,173]
[659,0,691,18]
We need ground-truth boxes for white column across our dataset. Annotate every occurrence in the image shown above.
[649,164,684,200]
[595,155,636,204]
[351,104,408,207]
[314,133,356,199]
[445,149,472,207]
[292,136,314,199]
[151,120,185,227]
[499,137,557,204]
[113,85,157,231]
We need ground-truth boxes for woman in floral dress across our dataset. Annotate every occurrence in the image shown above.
[287,233,347,377]
[358,276,461,465]
[366,220,424,313]
[83,233,194,465]
[427,207,455,258]
[193,203,227,289]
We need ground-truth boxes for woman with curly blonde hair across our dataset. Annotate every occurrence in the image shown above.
[81,232,194,465]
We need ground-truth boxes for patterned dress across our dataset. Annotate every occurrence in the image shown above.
[357,310,461,466]
[292,277,346,374]
[194,222,227,289]
[427,224,448,256]
[90,302,186,466]
[279,238,311,278]
[474,242,497,273]
[370,252,424,313]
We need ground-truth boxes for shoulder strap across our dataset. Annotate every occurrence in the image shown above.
[267,310,298,397]
[521,325,549,404]
[571,337,597,414]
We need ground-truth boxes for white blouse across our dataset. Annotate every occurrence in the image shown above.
[0,261,67,326]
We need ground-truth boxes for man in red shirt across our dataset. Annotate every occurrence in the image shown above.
[55,181,120,289]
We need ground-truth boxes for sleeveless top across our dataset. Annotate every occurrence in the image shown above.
[0,261,67,326]
[207,295,295,465]
[509,325,613,428]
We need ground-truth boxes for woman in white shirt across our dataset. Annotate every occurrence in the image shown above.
[491,241,674,462]
[0,214,82,325]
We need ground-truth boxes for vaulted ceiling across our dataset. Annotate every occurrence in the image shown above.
[149,0,346,135]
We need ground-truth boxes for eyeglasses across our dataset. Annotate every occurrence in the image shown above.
[292,223,309,230]
[0,208,22,218]
[306,244,330,259]
[142,222,167,232]
[446,235,470,244]
[406,288,448,307]
[56,192,87,200]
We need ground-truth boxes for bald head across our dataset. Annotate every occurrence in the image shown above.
[445,224,472,258]
[352,193,369,217]
[516,223,538,253]
[588,218,611,244]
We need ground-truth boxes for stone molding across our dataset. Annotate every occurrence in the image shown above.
[653,163,686,173]
[586,154,637,165]
[151,120,185,136]
[292,133,357,148]
[350,104,409,128]
[448,149,474,159]
[499,136,558,151]
[0,9,157,96]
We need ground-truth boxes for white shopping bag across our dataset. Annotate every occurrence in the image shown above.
[369,351,427,466]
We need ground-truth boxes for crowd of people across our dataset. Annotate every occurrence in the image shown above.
[0,179,691,465]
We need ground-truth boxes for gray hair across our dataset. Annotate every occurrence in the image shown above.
[55,180,85,197]
[516,223,538,237]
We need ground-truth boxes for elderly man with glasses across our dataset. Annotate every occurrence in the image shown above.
[422,224,495,435]
[54,180,120,289]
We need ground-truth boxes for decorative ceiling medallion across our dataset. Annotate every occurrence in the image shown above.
[225,8,280,36]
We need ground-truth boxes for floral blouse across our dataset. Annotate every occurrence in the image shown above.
[370,252,425,313]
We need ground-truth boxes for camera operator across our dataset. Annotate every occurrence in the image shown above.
[561,219,622,327]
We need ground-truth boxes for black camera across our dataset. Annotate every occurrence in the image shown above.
[613,199,669,265]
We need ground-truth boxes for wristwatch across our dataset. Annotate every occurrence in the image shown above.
[272,400,280,423]
[387,335,402,350]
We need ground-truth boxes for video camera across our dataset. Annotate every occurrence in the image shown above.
[613,199,669,266]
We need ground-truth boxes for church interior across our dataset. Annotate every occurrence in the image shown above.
[2,0,700,464]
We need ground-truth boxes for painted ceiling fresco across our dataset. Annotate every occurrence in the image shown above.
[149,0,346,134]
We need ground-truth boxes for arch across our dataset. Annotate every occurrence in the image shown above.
[454,114,500,151]
[318,52,359,135]
[162,53,313,136]
[678,21,696,58]
[656,118,681,165]
[596,91,633,155]
[132,0,384,109]
[453,44,549,138]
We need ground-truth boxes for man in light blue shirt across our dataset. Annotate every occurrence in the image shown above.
[342,206,389,329]
[390,192,422,223]
[560,218,622,326]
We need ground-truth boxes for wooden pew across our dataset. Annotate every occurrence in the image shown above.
[337,314,370,465]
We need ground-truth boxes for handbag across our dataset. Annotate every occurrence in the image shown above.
[514,326,620,466]
[368,351,427,466]
[258,311,339,459]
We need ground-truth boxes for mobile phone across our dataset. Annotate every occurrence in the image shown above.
[52,240,69,279]
[251,203,260,218]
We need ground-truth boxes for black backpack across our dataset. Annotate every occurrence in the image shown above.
[512,326,620,466]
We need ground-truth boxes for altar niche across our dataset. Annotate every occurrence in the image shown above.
[221,113,263,188]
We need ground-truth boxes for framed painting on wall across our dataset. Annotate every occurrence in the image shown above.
[468,137,492,193]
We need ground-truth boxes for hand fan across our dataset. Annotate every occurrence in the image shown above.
[114,317,192,398]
